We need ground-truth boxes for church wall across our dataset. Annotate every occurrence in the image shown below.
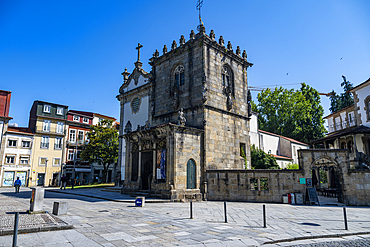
[123,96,149,130]
[126,75,150,92]
[204,108,249,170]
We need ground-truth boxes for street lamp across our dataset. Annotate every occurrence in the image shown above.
[44,159,48,187]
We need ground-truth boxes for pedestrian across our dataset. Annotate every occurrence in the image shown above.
[14,177,22,193]
[60,174,67,190]
[70,177,74,189]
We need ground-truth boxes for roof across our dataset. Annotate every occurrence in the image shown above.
[94,113,116,120]
[273,154,293,161]
[323,104,354,119]
[7,127,33,134]
[34,100,68,108]
[311,125,370,143]
[258,129,309,146]
[349,78,370,92]
[68,110,94,118]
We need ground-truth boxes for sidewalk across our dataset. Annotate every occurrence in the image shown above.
[0,190,72,236]
[0,187,369,246]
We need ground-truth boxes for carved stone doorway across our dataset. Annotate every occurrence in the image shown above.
[141,152,153,190]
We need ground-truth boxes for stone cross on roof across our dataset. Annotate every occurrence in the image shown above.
[136,43,143,62]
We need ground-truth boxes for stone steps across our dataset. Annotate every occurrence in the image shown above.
[101,187,122,193]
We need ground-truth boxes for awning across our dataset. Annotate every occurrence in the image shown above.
[74,168,91,173]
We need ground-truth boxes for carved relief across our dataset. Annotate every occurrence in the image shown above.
[178,108,186,126]
[124,121,132,133]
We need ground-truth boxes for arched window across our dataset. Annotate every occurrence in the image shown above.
[222,66,230,87]
[174,65,185,87]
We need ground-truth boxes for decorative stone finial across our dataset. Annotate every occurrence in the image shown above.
[180,35,185,45]
[242,50,247,59]
[154,49,159,58]
[171,40,177,50]
[210,30,215,41]
[190,30,195,39]
[178,108,186,126]
[219,36,224,46]
[227,41,232,51]
[124,121,132,133]
[236,46,241,56]
[163,45,168,54]
[121,68,130,83]
[198,24,205,34]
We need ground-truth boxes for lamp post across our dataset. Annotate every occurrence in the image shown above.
[44,159,48,187]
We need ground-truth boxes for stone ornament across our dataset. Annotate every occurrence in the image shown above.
[227,41,232,51]
[190,30,195,39]
[163,45,168,54]
[210,30,215,41]
[236,46,241,56]
[172,40,177,50]
[242,50,247,59]
[154,49,159,58]
[178,108,186,126]
[227,92,234,110]
[131,97,141,114]
[219,36,224,46]
[124,121,132,133]
[180,35,185,45]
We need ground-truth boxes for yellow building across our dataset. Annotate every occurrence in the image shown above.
[28,101,68,186]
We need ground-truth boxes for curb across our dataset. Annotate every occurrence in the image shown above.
[263,231,370,245]
[46,189,171,203]
[0,224,74,236]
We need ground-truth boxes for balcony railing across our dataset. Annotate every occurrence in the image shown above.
[54,144,63,149]
[328,119,356,133]
[40,143,49,149]
[66,140,87,146]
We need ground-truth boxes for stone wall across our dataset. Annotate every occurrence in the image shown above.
[206,169,305,202]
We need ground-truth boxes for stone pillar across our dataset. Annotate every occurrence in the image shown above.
[138,141,142,189]
[152,141,156,183]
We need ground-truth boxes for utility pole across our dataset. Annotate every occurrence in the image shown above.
[44,159,48,187]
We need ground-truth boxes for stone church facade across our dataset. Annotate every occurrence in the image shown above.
[117,25,253,201]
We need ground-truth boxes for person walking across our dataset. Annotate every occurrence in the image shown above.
[60,174,67,190]
[14,177,22,193]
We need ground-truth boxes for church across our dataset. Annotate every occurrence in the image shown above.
[117,24,253,201]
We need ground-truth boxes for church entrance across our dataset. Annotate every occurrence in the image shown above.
[312,157,343,204]
[187,159,196,189]
[141,152,153,190]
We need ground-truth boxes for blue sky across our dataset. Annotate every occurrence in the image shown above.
[1,0,369,127]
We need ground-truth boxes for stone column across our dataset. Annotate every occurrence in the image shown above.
[152,141,157,183]
[138,141,142,189]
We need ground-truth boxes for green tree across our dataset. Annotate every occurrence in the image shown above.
[286,163,299,169]
[250,145,280,169]
[81,119,119,183]
[329,75,354,113]
[254,83,325,144]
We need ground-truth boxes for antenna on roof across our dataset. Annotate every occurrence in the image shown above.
[196,0,204,31]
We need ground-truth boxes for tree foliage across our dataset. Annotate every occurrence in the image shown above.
[250,145,280,169]
[286,163,299,169]
[329,75,354,113]
[81,119,119,183]
[253,83,326,144]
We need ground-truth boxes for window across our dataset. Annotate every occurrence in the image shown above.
[6,156,15,164]
[83,117,89,124]
[57,122,64,134]
[41,136,49,149]
[39,157,48,166]
[69,129,76,143]
[73,115,80,122]
[77,130,84,142]
[8,139,17,147]
[367,100,370,121]
[53,158,61,166]
[260,178,268,191]
[22,140,30,148]
[20,156,29,164]
[174,65,185,86]
[250,178,258,191]
[54,137,63,149]
[43,105,51,113]
[56,107,63,115]
[240,143,246,157]
[43,120,51,132]
[68,150,74,161]
[268,150,271,154]
[222,66,231,87]
[131,98,141,114]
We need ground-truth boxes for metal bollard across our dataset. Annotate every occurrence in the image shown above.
[190,201,193,219]
[224,201,228,223]
[263,205,266,228]
[13,212,19,247]
[343,207,348,230]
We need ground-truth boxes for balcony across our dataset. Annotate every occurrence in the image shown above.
[66,140,87,146]
[328,119,357,134]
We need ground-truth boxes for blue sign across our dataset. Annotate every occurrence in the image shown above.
[135,198,142,207]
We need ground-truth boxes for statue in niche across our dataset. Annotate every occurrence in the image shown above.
[124,121,132,133]
[143,121,150,130]
[173,91,179,109]
[227,92,234,110]
[136,124,141,131]
[202,84,208,103]
[178,108,186,126]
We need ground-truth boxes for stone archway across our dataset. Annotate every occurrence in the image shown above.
[311,156,344,203]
